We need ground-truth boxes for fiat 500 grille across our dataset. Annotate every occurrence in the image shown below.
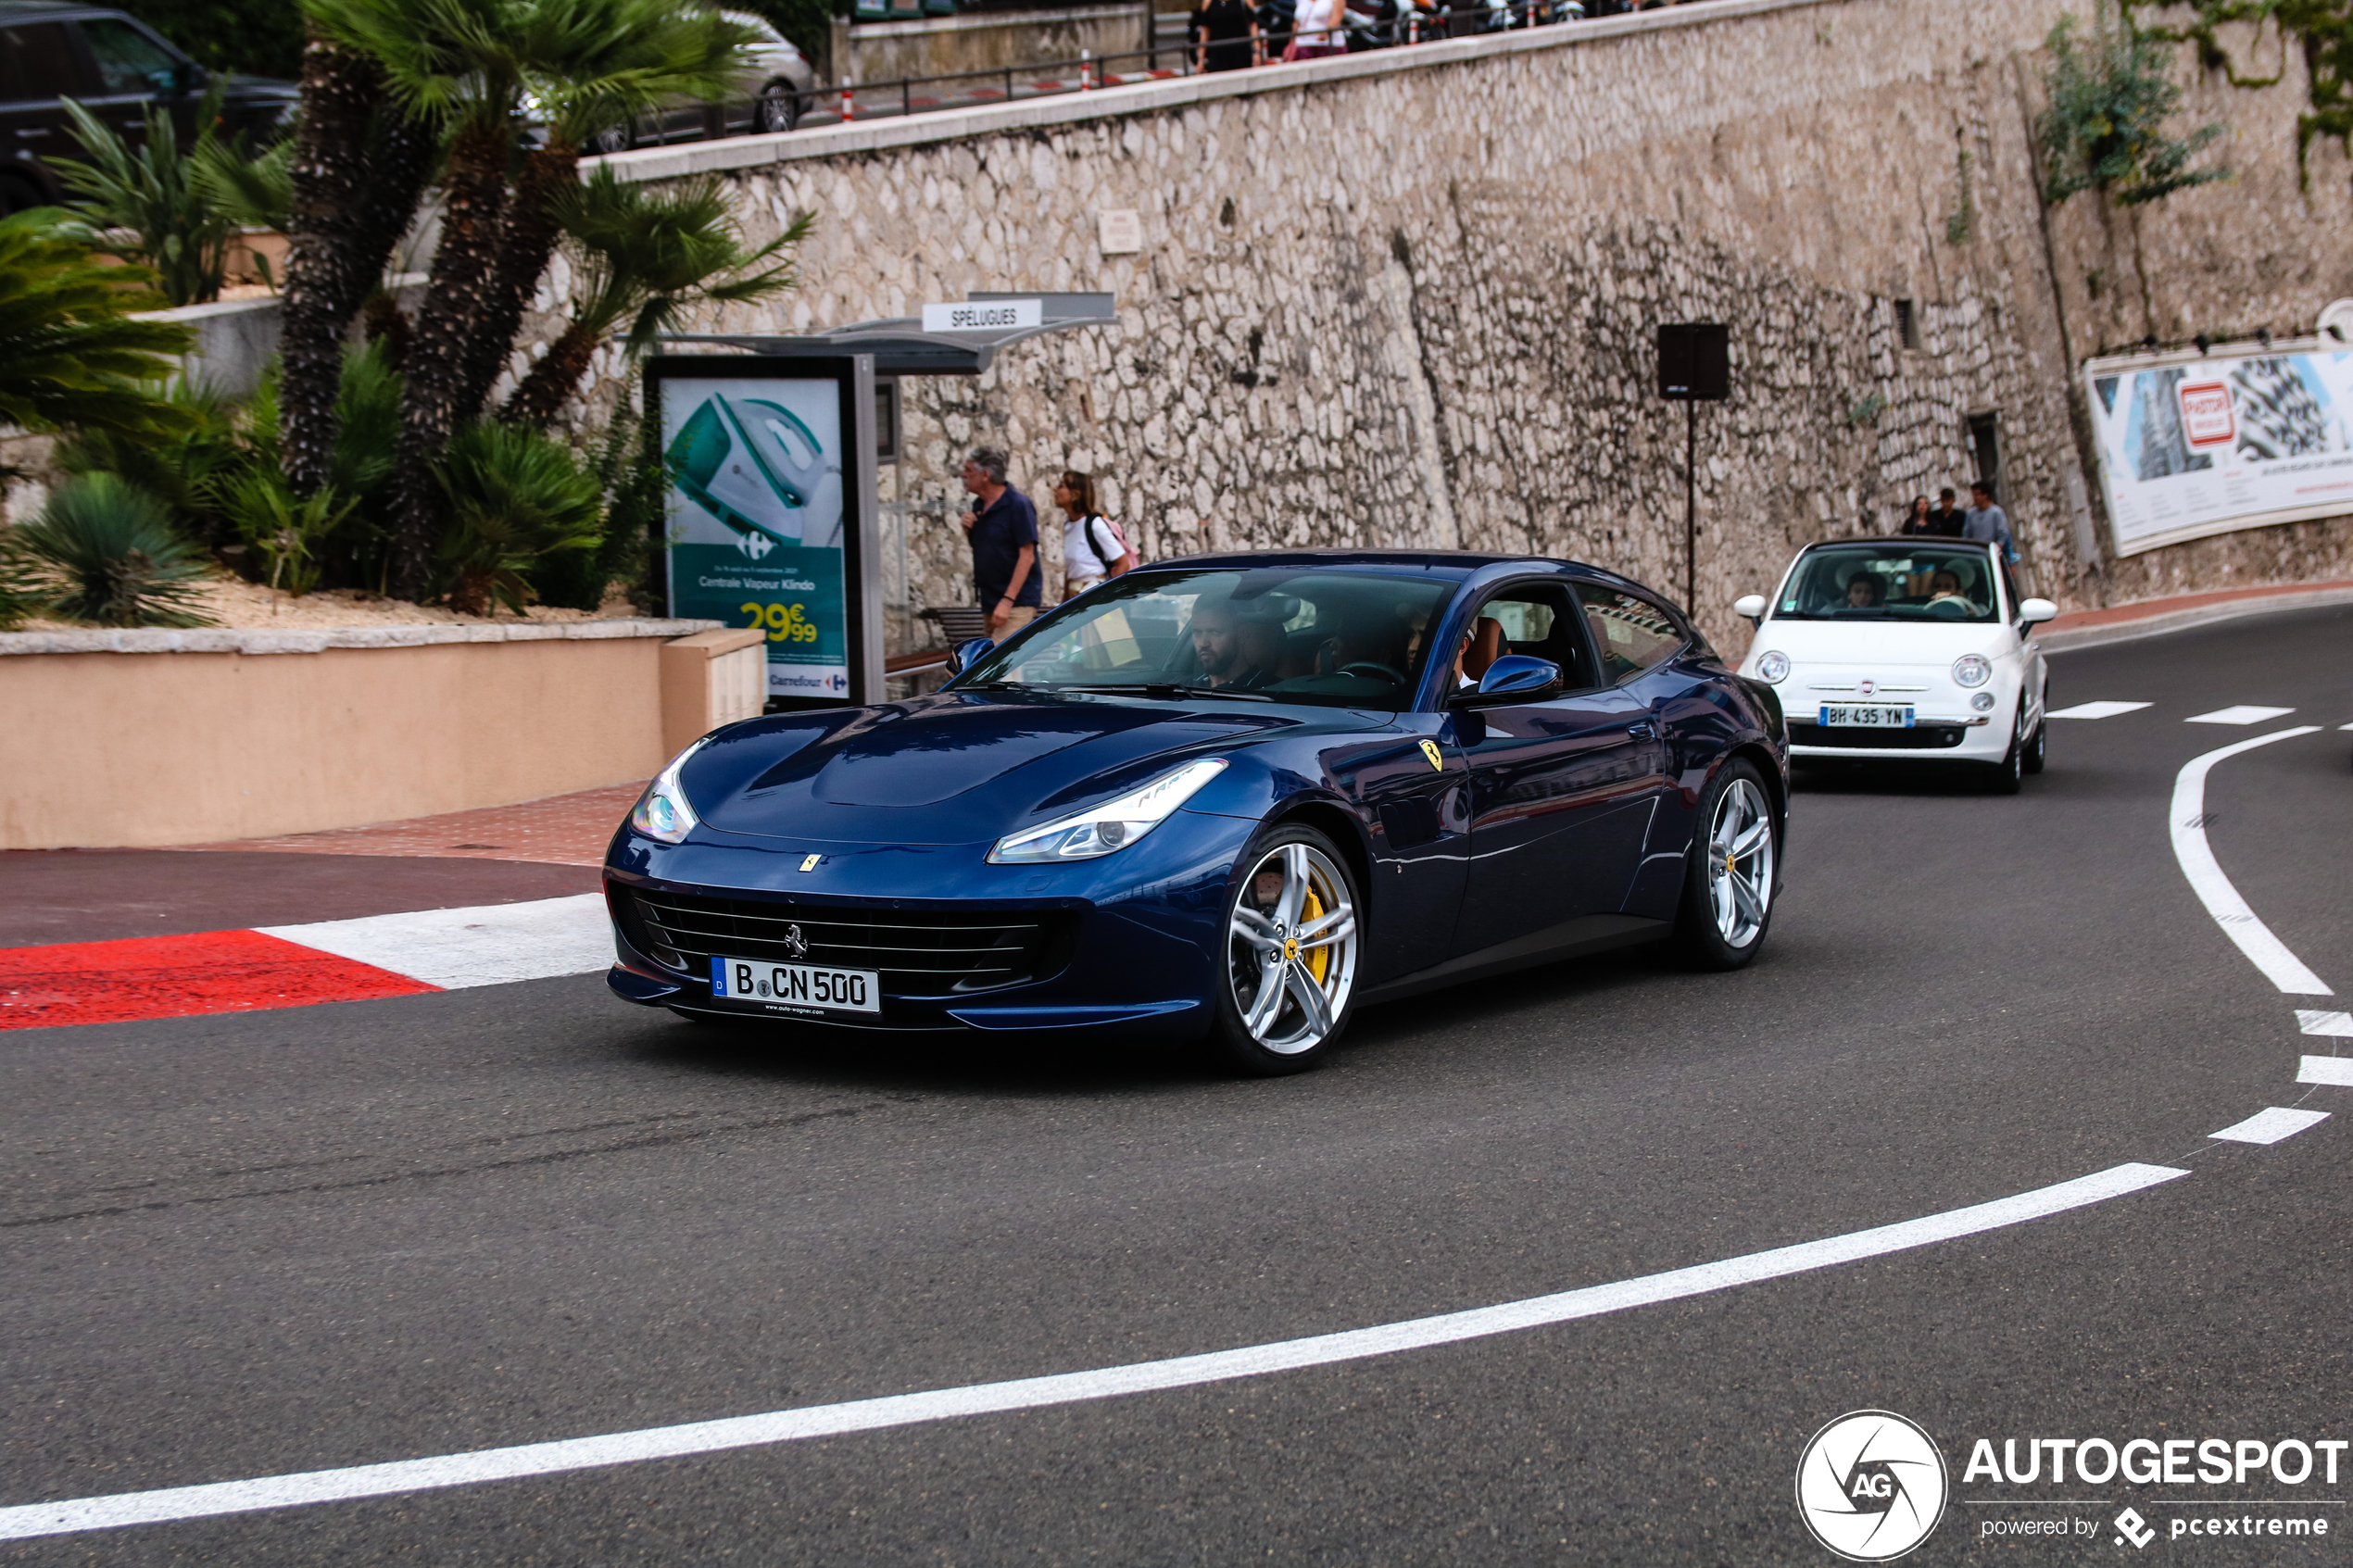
[1788,721,1969,749]
[633,891,1074,995]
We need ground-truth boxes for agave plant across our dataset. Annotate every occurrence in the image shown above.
[503,169,806,430]
[14,474,217,628]
[0,211,193,467]
[434,420,605,616]
[212,469,358,598]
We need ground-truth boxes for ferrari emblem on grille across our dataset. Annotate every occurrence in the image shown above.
[1419,740,1443,771]
[799,853,822,872]
[784,924,808,960]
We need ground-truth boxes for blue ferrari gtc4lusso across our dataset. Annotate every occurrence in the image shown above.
[605,552,1789,1074]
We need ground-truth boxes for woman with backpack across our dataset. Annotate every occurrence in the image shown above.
[1054,470,1138,599]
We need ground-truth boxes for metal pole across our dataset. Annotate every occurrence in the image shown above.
[1684,399,1697,615]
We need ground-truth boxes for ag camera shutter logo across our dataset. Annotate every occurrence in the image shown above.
[1795,1410,1949,1561]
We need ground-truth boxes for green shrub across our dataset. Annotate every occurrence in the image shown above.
[15,474,217,627]
[0,533,45,631]
[213,469,357,596]
[2038,5,2230,207]
[57,377,249,551]
[54,89,237,307]
[434,422,605,616]
[0,210,193,465]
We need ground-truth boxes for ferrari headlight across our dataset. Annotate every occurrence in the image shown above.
[1755,650,1791,684]
[630,738,710,844]
[1952,655,1992,688]
[988,759,1227,865]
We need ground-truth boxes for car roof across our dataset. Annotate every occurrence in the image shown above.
[1142,548,1628,581]
[1802,536,1996,551]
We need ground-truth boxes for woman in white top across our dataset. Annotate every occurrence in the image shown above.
[1054,470,1136,600]
[1282,0,1346,58]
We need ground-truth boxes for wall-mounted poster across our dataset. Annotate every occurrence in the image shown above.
[646,358,879,706]
[2083,340,2353,556]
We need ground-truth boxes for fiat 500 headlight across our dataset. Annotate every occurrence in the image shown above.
[988,759,1227,864]
[630,738,710,844]
[1952,654,1993,688]
[1755,650,1791,684]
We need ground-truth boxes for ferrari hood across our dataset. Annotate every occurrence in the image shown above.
[681,692,1352,845]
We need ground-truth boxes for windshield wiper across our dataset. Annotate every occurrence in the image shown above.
[1050,682,1277,702]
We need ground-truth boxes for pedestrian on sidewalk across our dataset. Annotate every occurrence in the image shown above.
[1190,0,1259,72]
[1925,486,1969,536]
[1963,480,2018,563]
[958,446,1041,636]
[1055,470,1137,600]
[1283,0,1347,59]
[1898,495,1936,535]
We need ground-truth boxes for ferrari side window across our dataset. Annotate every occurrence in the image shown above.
[1574,585,1683,684]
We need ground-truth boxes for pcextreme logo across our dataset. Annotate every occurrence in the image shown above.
[1796,1411,1950,1561]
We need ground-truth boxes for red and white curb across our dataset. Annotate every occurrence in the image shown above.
[0,895,610,1031]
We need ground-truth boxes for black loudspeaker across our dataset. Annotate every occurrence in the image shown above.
[1658,323,1730,401]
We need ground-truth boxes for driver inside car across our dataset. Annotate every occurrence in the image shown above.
[1843,571,1886,610]
[1189,597,1287,689]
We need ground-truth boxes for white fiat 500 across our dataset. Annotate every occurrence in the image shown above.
[1733,538,2057,792]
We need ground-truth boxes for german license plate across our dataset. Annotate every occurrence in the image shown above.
[1818,704,1915,728]
[709,955,881,1014]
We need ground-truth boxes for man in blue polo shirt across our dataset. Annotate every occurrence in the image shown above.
[958,445,1042,635]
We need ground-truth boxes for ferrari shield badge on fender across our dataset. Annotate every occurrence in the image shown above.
[1419,740,1443,771]
[799,854,823,872]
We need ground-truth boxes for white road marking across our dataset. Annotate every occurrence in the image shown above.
[2047,700,2153,720]
[0,1162,2189,1543]
[2296,1057,2353,1087]
[2297,1010,2353,1037]
[2209,1107,2331,1145]
[258,896,611,990]
[2168,728,2331,995]
[2185,705,2296,725]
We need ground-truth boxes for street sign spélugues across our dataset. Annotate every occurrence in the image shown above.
[920,299,1042,332]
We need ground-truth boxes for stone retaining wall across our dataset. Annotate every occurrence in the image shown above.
[524,0,2352,654]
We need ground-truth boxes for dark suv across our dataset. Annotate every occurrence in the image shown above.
[0,2,297,214]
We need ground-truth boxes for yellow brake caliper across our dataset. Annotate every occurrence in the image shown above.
[1301,886,1329,986]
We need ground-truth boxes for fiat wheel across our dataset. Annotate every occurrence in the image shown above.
[1205,824,1362,1075]
[1673,759,1777,971]
[1985,706,2025,795]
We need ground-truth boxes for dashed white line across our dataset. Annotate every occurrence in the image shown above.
[2047,701,2154,720]
[2209,1108,2332,1145]
[259,896,611,990]
[2296,1057,2353,1087]
[2297,1010,2353,1037]
[2169,728,2331,995]
[0,1162,2191,1543]
[2186,705,2297,725]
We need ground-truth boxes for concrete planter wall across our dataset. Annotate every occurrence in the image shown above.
[833,4,1155,88]
[0,620,763,850]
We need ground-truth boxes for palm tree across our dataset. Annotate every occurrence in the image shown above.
[277,32,437,499]
[501,168,806,430]
[306,0,751,603]
[0,212,194,473]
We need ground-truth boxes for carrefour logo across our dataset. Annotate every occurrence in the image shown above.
[1796,1411,1949,1561]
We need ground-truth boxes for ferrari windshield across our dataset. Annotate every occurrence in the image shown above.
[953,567,1461,709]
[1776,544,1999,622]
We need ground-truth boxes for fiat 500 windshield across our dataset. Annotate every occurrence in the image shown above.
[1777,545,1998,622]
[956,568,1461,708]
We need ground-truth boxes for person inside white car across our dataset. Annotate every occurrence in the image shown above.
[1843,572,1885,610]
[1926,568,1977,612]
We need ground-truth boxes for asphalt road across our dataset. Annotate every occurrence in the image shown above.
[5,606,2350,1565]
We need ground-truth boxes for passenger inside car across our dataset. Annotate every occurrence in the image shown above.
[1926,568,1977,612]
[1844,572,1886,609]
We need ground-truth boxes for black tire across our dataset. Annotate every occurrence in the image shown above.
[1671,758,1779,971]
[1984,706,2025,794]
[757,83,800,133]
[591,120,635,155]
[2020,711,2046,775]
[0,177,49,217]
[1202,822,1364,1076]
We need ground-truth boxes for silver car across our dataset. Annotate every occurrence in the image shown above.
[590,11,817,152]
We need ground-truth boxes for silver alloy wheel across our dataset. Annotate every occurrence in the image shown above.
[1226,841,1359,1056]
[1707,777,1775,949]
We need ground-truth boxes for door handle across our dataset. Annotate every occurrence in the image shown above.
[1627,721,1655,739]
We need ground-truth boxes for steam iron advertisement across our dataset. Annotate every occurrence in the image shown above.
[657,376,851,702]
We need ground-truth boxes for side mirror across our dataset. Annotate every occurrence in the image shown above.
[1732,593,1767,628]
[2018,597,2058,627]
[947,636,995,675]
[1457,654,1562,705]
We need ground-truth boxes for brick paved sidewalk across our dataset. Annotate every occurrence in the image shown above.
[174,781,646,869]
